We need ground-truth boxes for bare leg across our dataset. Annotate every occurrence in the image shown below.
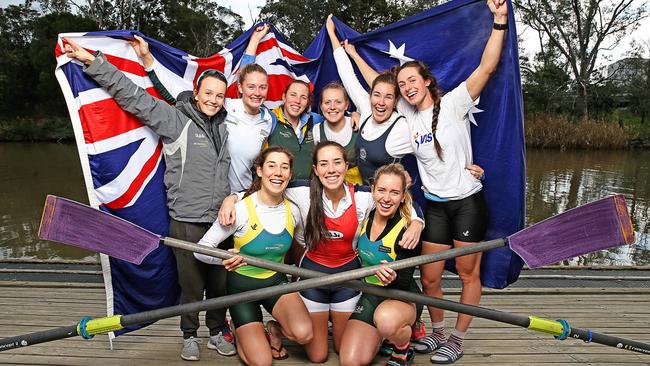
[271,292,314,344]
[374,300,416,346]
[419,241,449,323]
[330,310,352,353]
[303,311,329,363]
[339,319,382,366]
[451,240,482,332]
[235,322,272,366]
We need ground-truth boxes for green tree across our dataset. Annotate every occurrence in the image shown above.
[259,0,442,52]
[29,12,98,116]
[514,0,649,119]
[0,3,40,115]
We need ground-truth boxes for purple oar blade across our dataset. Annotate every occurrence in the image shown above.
[508,195,635,268]
[38,195,161,265]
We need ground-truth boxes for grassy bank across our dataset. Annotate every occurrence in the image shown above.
[0,116,74,142]
[524,114,633,149]
[1,114,649,149]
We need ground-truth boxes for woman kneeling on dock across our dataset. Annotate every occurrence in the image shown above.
[339,163,422,366]
[195,147,313,365]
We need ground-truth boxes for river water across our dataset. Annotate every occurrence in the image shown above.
[1,143,648,265]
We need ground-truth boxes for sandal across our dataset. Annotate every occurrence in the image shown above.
[265,320,289,360]
[430,343,463,364]
[412,334,443,354]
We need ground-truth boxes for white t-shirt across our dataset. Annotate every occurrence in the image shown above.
[397,82,481,200]
[312,116,354,146]
[224,99,273,193]
[195,192,303,265]
[333,47,411,158]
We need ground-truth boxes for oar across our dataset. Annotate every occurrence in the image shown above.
[1,195,646,354]
[2,248,649,356]
[38,194,634,269]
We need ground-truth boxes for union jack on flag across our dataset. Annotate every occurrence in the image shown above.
[54,0,526,339]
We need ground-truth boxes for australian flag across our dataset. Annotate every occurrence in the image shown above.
[54,0,524,337]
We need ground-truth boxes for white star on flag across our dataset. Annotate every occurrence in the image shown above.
[468,105,483,126]
[383,40,413,65]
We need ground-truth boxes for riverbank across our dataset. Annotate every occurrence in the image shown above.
[0,116,73,142]
[524,113,650,149]
[3,113,650,148]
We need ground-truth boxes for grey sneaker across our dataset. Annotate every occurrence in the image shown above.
[181,336,201,361]
[207,327,237,356]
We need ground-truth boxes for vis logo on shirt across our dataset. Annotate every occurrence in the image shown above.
[413,132,433,149]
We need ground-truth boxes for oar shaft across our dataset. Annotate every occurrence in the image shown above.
[163,237,506,279]
[571,328,650,355]
[0,325,79,351]
[167,239,650,355]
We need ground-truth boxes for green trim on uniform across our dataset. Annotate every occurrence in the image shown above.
[267,107,315,180]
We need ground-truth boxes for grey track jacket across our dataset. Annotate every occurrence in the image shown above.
[84,52,230,223]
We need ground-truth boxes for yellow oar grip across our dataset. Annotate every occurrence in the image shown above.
[77,315,123,338]
[528,316,564,336]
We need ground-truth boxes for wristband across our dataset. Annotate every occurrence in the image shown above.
[493,22,508,30]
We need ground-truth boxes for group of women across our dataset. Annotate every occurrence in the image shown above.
[62,0,508,365]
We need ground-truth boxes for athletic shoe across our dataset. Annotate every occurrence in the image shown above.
[411,321,426,341]
[181,336,200,361]
[207,323,237,356]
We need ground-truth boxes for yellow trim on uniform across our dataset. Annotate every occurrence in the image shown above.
[235,195,294,250]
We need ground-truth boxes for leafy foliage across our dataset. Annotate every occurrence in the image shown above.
[514,0,649,118]
[259,0,442,51]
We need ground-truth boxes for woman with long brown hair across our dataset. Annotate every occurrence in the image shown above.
[195,146,313,365]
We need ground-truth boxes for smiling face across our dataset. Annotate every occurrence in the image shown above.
[257,151,292,198]
[372,173,405,219]
[313,144,348,194]
[397,66,431,108]
[320,87,349,124]
[282,82,310,121]
[238,71,268,114]
[194,77,227,117]
[370,81,397,123]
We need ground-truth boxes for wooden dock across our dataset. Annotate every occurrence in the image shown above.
[1,280,650,366]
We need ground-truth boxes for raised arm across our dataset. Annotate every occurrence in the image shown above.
[64,38,186,139]
[245,24,270,56]
[327,15,372,114]
[343,40,379,87]
[465,0,508,100]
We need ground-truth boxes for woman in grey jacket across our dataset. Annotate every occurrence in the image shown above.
[64,37,235,361]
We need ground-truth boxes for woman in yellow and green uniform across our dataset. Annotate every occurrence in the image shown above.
[339,163,423,366]
[195,146,313,365]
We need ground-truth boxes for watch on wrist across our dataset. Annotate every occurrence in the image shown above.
[493,22,508,31]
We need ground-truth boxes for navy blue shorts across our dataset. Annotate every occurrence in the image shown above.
[298,255,361,312]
